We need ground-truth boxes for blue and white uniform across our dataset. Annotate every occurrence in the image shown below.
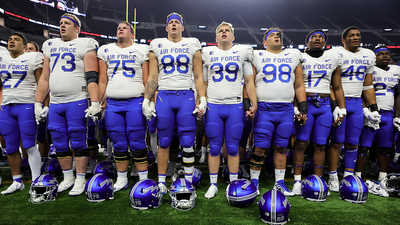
[295,50,342,145]
[359,65,400,148]
[202,44,253,156]
[97,42,149,153]
[42,37,98,153]
[149,37,200,149]
[252,49,303,149]
[0,51,43,154]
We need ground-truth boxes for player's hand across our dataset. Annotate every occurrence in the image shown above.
[366,120,380,130]
[333,107,346,127]
[246,106,257,120]
[34,102,49,125]
[142,99,156,121]
[193,96,207,118]
[363,108,381,123]
[393,117,400,131]
[85,101,102,122]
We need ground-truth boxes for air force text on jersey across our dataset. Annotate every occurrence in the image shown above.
[0,64,29,70]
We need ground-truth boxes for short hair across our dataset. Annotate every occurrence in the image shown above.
[27,41,39,51]
[342,26,360,39]
[305,29,328,43]
[263,27,282,42]
[61,13,81,32]
[166,12,184,25]
[215,21,234,36]
[119,21,134,34]
[10,32,28,45]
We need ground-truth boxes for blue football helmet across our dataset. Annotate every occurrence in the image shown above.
[169,178,197,211]
[301,175,329,202]
[129,179,163,210]
[226,179,258,207]
[29,174,58,204]
[339,175,368,204]
[223,165,242,183]
[85,173,114,203]
[380,173,400,197]
[258,190,291,225]
[41,158,62,178]
[92,160,116,179]
[171,167,203,188]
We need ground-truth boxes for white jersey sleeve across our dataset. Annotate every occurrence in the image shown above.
[1,52,43,105]
[253,49,302,103]
[149,37,201,91]
[302,49,342,94]
[335,47,376,98]
[98,43,149,99]
[203,45,253,104]
[373,65,400,111]
[43,37,99,104]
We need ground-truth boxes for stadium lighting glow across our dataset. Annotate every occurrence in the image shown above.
[0,8,4,14]
[298,45,305,50]
[131,21,140,25]
[384,28,392,32]
[198,26,206,29]
[140,39,146,43]
[322,29,329,32]
[201,42,207,46]
[260,28,268,31]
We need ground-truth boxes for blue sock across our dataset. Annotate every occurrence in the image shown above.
[344,148,357,170]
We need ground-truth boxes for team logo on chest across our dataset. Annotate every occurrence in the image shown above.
[210,51,214,56]
[104,48,108,53]
[158,44,162,48]
[259,52,263,56]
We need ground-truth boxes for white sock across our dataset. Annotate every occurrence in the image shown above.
[329,171,338,180]
[138,170,148,180]
[210,173,218,184]
[395,152,400,158]
[343,171,354,177]
[250,168,261,180]
[294,175,302,182]
[378,172,387,181]
[63,169,74,178]
[117,171,128,179]
[158,174,166,184]
[26,146,41,181]
[354,172,362,178]
[275,169,285,182]
[230,173,238,181]
[76,173,86,180]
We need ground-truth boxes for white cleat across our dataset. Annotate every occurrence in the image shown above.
[114,178,129,192]
[69,179,86,196]
[274,180,295,197]
[328,179,339,193]
[204,185,218,199]
[366,180,389,197]
[292,181,302,196]
[1,181,25,195]
[158,183,167,195]
[57,177,75,193]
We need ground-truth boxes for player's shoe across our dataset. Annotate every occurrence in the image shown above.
[1,181,25,195]
[69,179,86,196]
[114,177,129,192]
[274,180,295,197]
[57,177,75,193]
[158,183,168,195]
[292,180,302,196]
[251,179,260,195]
[198,149,207,164]
[328,178,339,192]
[366,180,389,197]
[204,184,218,199]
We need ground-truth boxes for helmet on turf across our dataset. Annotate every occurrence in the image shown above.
[85,173,114,203]
[92,160,116,179]
[129,179,163,210]
[41,158,62,177]
[169,178,197,211]
[258,189,291,224]
[223,165,242,183]
[226,179,258,207]
[339,175,368,203]
[29,174,58,204]
[171,167,203,188]
[301,175,329,202]
[380,173,400,197]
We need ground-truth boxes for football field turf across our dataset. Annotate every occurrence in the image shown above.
[0,162,399,225]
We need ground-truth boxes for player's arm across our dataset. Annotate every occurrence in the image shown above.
[294,64,307,123]
[142,52,158,120]
[98,59,108,104]
[243,62,257,120]
[193,50,207,116]
[362,72,380,122]
[84,50,100,102]
[35,55,50,103]
[331,67,346,126]
[393,85,400,131]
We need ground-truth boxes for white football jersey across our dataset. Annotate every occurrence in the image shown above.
[0,52,43,105]
[332,47,375,98]
[98,43,149,99]
[302,49,342,94]
[0,46,8,56]
[253,49,303,103]
[372,65,400,111]
[42,37,99,104]
[149,37,201,90]
[202,45,253,104]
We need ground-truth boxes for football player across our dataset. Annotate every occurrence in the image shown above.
[327,26,378,192]
[35,13,101,196]
[26,41,40,53]
[355,46,400,182]
[202,21,257,199]
[0,33,43,195]
[250,28,307,196]
[291,29,346,195]
[98,21,150,191]
[143,13,206,194]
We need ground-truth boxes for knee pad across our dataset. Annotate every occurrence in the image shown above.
[250,151,266,169]
[380,147,392,157]
[56,149,73,158]
[132,148,148,164]
[358,146,369,156]
[179,132,195,148]
[182,148,195,167]
[74,149,90,157]
[157,115,172,131]
[159,136,172,149]
[226,144,239,157]
[209,145,221,157]
[114,150,130,162]
[69,126,87,150]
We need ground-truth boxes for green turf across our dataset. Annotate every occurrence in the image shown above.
[1,160,399,225]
